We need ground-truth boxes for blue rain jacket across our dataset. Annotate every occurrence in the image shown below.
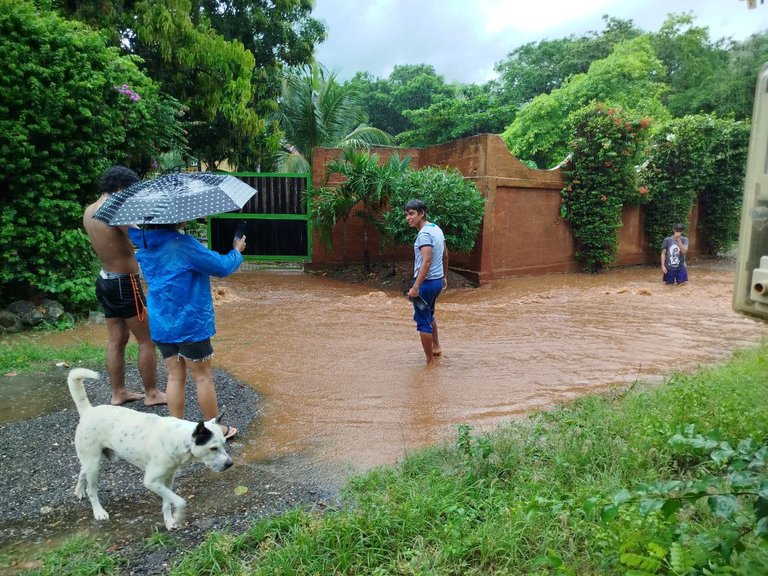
[128,228,243,343]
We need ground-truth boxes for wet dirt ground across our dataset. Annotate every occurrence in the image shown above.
[1,257,767,573]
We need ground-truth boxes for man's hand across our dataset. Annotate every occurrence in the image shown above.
[661,264,667,274]
[234,235,246,253]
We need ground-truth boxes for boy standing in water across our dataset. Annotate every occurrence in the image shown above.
[661,223,689,285]
[404,199,448,365]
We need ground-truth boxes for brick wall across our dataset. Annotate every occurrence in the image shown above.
[310,134,703,283]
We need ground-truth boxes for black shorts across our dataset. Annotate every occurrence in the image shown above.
[95,272,147,319]
[154,339,214,361]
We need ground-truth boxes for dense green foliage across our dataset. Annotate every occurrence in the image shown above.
[71,344,763,575]
[313,151,408,270]
[640,115,750,254]
[503,36,668,168]
[561,104,652,271]
[52,0,326,170]
[0,0,184,311]
[383,167,486,255]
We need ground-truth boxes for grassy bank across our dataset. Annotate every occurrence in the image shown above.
[23,345,768,575]
[0,338,136,374]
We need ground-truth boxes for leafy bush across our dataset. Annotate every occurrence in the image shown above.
[640,114,748,254]
[561,103,651,271]
[0,0,184,312]
[696,117,749,255]
[383,166,486,254]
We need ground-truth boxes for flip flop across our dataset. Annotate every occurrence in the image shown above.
[222,425,238,441]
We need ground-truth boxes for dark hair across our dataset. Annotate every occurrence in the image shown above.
[673,223,684,231]
[98,166,139,194]
[404,199,427,214]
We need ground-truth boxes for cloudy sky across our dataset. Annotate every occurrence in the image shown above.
[311,0,766,84]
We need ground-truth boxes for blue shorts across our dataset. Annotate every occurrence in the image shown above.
[663,267,688,285]
[412,277,443,333]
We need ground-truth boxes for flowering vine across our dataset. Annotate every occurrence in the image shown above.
[560,103,651,272]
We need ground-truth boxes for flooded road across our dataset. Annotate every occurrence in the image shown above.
[3,258,767,571]
[214,260,767,481]
[36,259,766,484]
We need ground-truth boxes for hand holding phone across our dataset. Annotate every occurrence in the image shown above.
[234,220,246,242]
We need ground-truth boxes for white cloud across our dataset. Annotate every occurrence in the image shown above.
[311,0,767,84]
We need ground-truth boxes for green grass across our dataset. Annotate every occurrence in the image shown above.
[20,344,768,575]
[0,338,137,373]
[21,534,120,576]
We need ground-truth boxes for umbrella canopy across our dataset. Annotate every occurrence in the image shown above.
[92,172,258,225]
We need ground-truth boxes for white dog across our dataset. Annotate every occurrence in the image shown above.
[67,368,233,530]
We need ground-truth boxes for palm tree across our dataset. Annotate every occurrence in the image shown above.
[274,63,394,173]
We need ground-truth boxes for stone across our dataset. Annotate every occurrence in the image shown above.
[40,299,66,323]
[0,310,23,333]
[6,300,43,326]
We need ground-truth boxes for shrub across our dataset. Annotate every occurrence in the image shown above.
[0,0,184,312]
[383,166,486,255]
[641,114,749,255]
[561,103,651,271]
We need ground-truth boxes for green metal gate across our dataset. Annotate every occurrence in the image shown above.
[207,172,312,262]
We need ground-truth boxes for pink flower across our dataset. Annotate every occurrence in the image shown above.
[600,195,607,202]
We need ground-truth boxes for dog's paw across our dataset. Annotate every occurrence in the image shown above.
[164,518,180,530]
[93,508,109,521]
[74,487,86,499]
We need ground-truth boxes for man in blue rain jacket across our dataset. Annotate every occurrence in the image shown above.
[128,224,245,440]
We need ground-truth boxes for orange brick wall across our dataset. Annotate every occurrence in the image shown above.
[310,134,703,283]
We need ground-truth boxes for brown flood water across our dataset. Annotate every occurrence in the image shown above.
[35,259,768,485]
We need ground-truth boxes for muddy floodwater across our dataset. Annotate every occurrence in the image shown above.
[29,259,768,485]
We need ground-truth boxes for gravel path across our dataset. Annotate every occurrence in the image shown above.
[0,365,333,575]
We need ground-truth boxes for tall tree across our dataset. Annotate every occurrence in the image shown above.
[1,0,184,310]
[53,0,326,169]
[502,36,669,167]
[346,64,454,138]
[494,16,641,108]
[398,82,515,147]
[649,13,730,117]
[274,64,394,173]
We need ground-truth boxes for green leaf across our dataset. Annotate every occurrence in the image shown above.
[707,494,739,519]
[639,497,665,516]
[601,503,619,522]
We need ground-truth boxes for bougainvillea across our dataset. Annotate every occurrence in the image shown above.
[561,103,651,271]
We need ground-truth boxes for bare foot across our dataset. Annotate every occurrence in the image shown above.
[111,391,145,406]
[432,347,442,356]
[144,390,168,407]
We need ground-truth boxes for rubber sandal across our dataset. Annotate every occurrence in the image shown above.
[223,425,238,441]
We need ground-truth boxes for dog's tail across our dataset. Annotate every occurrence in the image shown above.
[67,368,99,414]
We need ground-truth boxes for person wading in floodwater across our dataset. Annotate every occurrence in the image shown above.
[404,199,448,365]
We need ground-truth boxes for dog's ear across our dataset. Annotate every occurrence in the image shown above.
[215,410,225,424]
[192,420,213,446]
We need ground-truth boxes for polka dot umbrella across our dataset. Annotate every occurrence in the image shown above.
[92,172,258,226]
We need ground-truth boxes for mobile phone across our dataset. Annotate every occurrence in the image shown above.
[234,220,246,242]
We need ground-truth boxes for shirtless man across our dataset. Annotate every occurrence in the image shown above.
[83,166,166,406]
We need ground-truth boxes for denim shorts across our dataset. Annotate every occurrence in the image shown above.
[154,338,214,361]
